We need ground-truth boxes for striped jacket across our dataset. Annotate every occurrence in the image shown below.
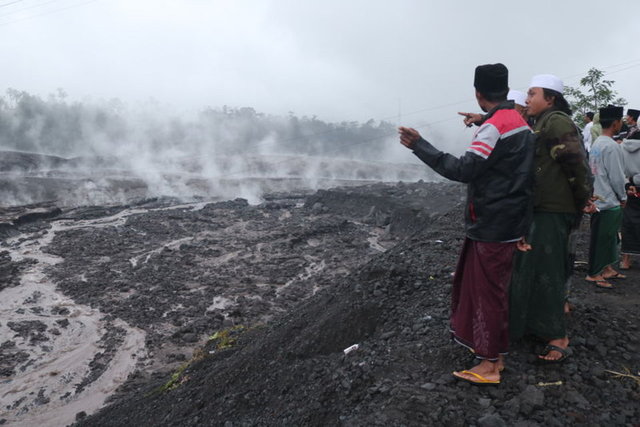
[412,101,535,242]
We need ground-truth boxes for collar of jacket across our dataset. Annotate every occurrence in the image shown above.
[532,106,561,125]
[478,100,515,125]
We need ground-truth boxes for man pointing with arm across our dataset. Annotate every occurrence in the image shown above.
[399,63,535,385]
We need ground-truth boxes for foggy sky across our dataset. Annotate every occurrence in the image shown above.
[1,0,639,143]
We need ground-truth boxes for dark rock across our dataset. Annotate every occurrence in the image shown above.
[503,397,520,414]
[513,421,540,427]
[13,207,62,225]
[55,319,70,328]
[51,306,71,316]
[478,398,492,408]
[565,390,589,408]
[34,389,50,406]
[477,414,507,427]
[519,385,544,408]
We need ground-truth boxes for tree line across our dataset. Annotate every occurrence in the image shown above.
[0,89,396,160]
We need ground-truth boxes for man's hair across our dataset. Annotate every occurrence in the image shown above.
[542,88,572,115]
[586,112,594,120]
[601,118,620,129]
[478,88,509,103]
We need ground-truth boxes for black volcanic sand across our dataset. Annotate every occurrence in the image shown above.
[1,182,638,426]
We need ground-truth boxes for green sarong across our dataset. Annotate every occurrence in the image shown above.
[509,212,575,341]
[588,207,622,276]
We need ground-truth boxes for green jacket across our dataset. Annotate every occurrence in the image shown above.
[533,108,592,213]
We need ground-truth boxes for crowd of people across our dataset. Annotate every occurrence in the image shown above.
[398,63,638,385]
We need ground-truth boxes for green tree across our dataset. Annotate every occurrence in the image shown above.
[565,68,627,127]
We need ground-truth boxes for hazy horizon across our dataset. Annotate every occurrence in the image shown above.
[1,0,638,148]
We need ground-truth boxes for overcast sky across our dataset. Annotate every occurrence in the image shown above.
[1,0,639,139]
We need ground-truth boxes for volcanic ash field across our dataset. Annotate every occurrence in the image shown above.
[1,179,639,426]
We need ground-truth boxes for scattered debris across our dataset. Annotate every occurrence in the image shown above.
[605,367,640,386]
[536,381,563,387]
[343,344,359,355]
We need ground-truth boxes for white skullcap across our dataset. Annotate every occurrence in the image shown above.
[529,74,564,94]
[507,90,527,107]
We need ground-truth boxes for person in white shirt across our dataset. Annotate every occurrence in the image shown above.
[582,111,594,152]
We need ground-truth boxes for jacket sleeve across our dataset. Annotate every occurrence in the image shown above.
[411,123,499,183]
[604,145,628,203]
[544,114,593,209]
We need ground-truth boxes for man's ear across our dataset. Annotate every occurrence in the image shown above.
[545,95,555,108]
[475,90,486,110]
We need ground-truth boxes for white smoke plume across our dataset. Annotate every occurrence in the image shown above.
[0,90,441,207]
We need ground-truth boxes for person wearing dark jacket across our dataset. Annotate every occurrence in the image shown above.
[625,108,640,140]
[620,128,640,269]
[399,63,535,385]
[509,74,592,363]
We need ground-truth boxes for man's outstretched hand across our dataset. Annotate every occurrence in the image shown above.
[398,127,421,149]
[458,112,483,127]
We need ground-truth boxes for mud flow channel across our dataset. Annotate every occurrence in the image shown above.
[0,209,150,427]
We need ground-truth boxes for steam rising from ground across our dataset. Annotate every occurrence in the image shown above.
[0,90,440,207]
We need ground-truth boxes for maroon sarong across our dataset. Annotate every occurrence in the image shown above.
[450,238,517,360]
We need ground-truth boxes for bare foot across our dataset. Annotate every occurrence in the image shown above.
[538,337,569,361]
[564,301,574,314]
[620,254,631,270]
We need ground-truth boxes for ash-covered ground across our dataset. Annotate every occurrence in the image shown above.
[1,178,639,427]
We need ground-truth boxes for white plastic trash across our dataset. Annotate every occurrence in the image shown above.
[343,344,359,355]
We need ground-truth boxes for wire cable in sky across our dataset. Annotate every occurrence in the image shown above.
[0,0,67,18]
[387,58,640,124]
[215,54,640,176]
[561,59,640,85]
[0,0,24,8]
[203,54,640,171]
[0,0,100,26]
[605,62,640,76]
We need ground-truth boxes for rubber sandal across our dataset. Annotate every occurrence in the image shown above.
[594,280,614,289]
[604,272,626,279]
[452,370,500,385]
[537,344,572,364]
[585,277,614,288]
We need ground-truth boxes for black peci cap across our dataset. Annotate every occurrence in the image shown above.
[474,63,508,93]
[599,105,624,121]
